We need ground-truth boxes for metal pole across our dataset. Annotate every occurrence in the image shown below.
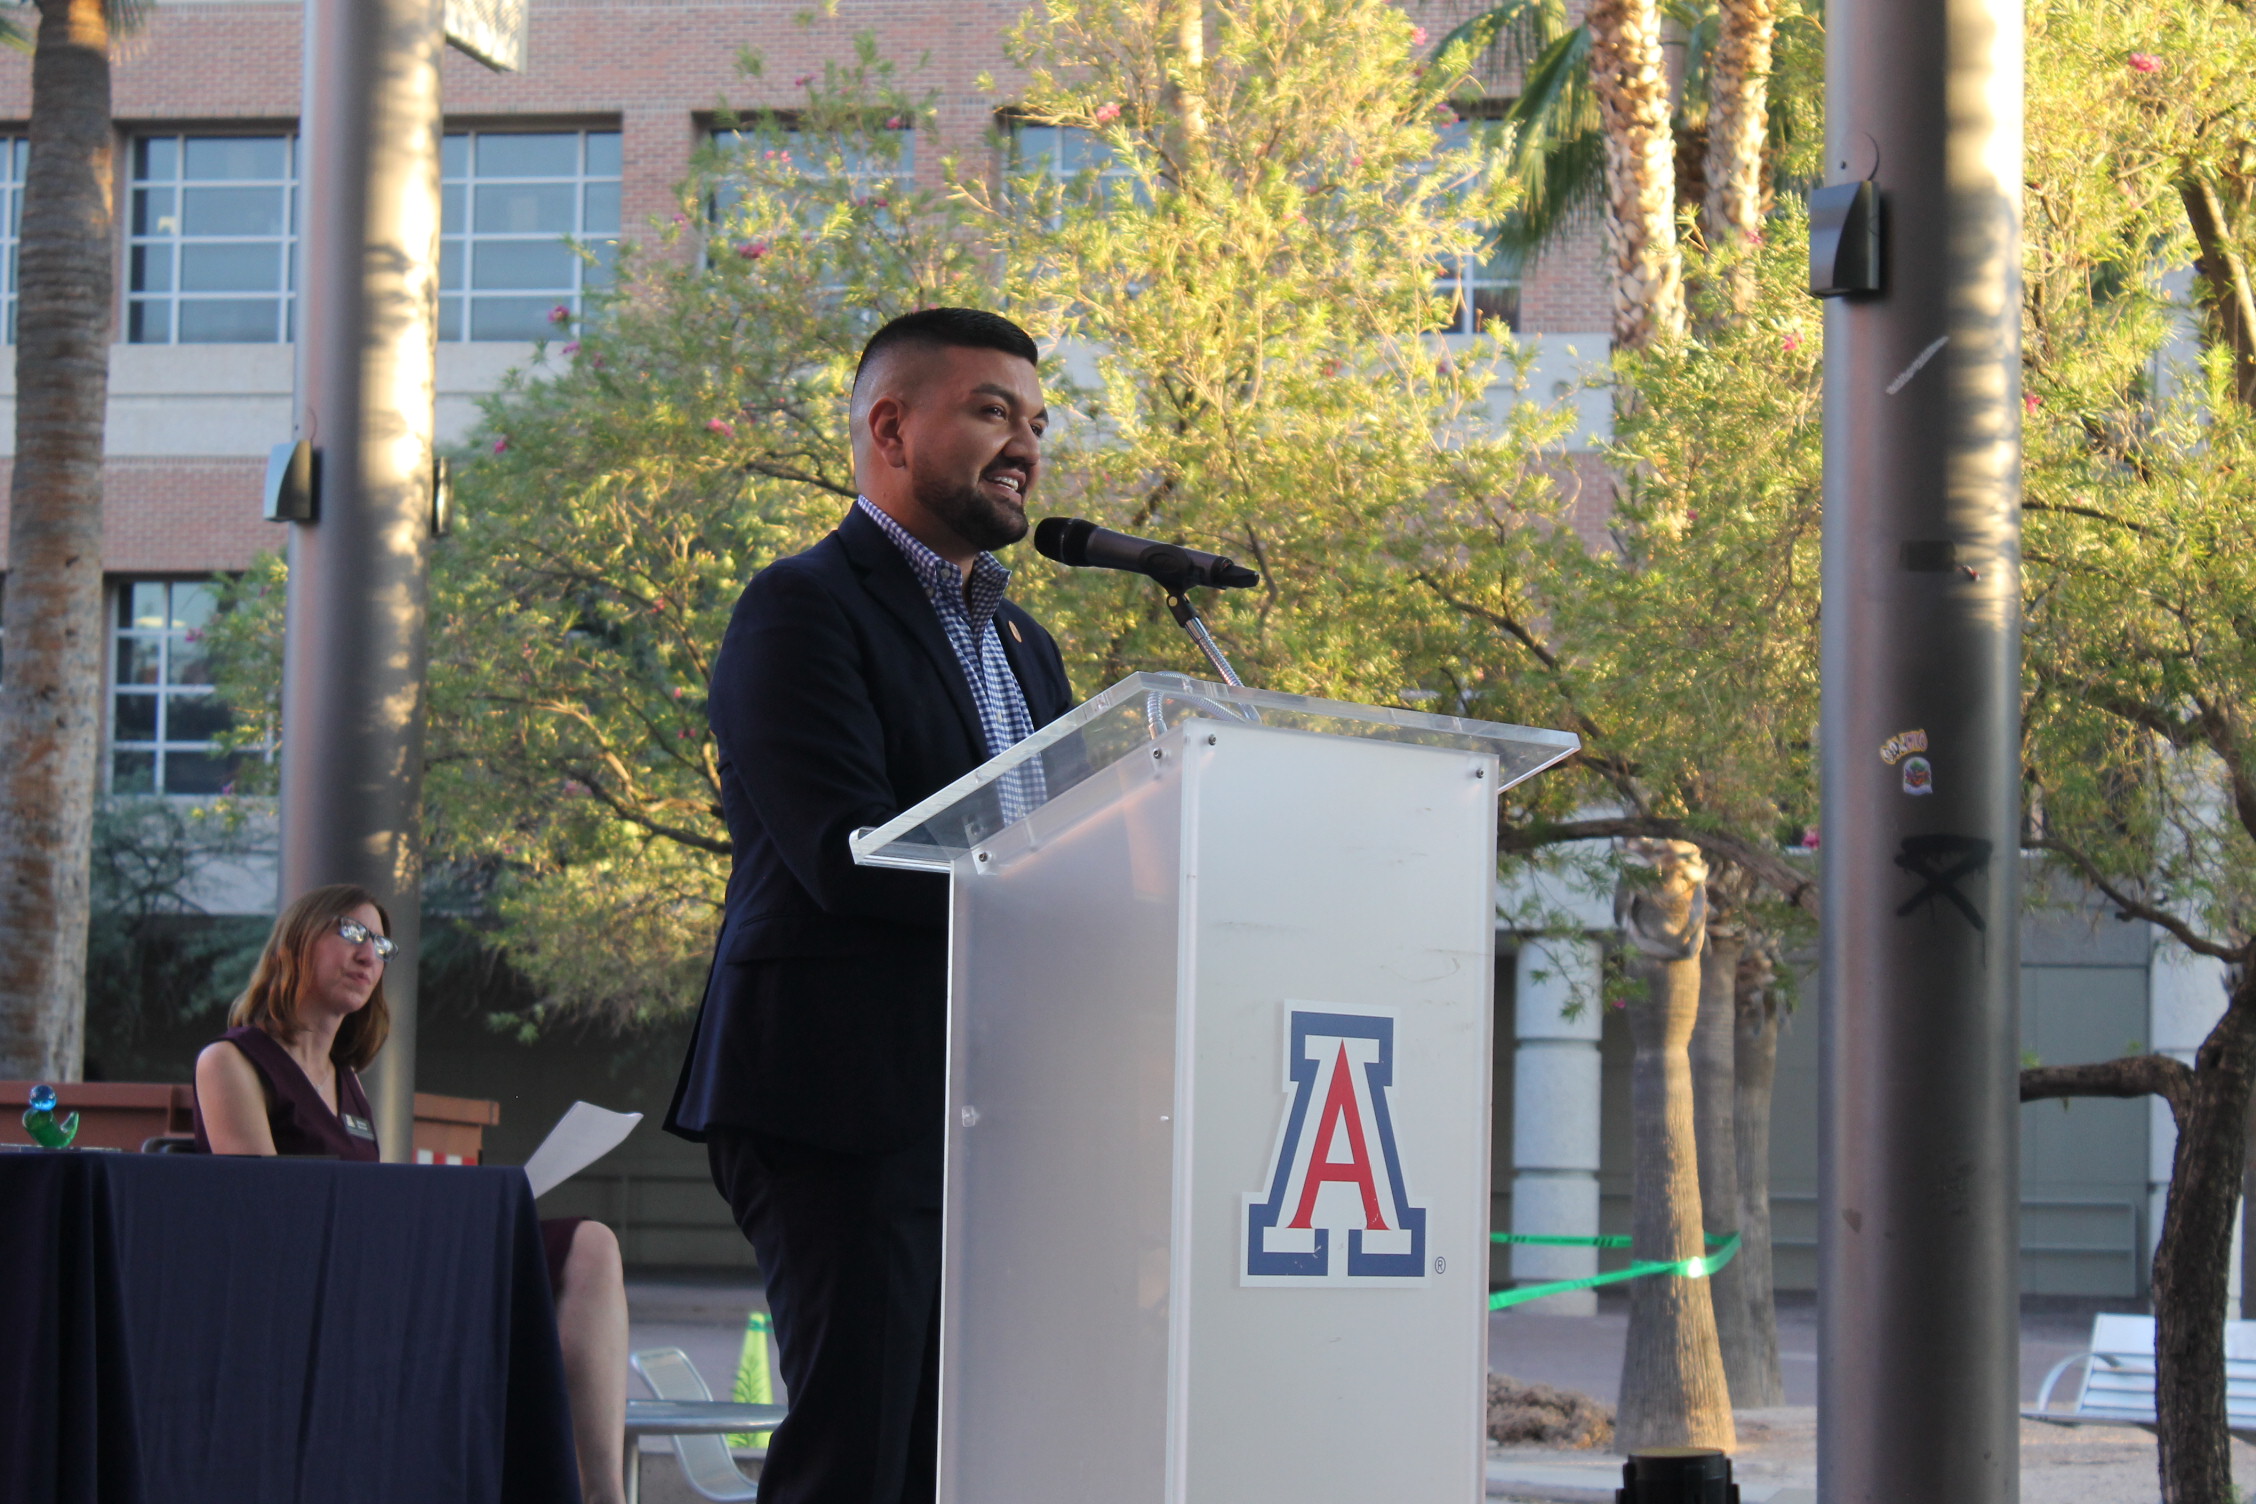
[280,0,444,1163]
[1818,0,2022,1494]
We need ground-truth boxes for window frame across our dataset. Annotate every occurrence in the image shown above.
[125,132,301,347]
[439,126,623,343]
[107,577,241,798]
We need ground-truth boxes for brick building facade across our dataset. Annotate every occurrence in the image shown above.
[0,0,1611,787]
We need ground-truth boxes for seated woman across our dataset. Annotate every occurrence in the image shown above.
[195,883,629,1504]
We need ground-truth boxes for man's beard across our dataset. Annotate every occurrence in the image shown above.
[913,466,1029,554]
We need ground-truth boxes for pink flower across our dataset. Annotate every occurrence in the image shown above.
[707,417,736,437]
[1801,826,1821,850]
[738,240,770,260]
[1782,332,1802,353]
[1093,102,1122,124]
[547,304,570,324]
[2128,52,2160,73]
[885,115,904,129]
[870,196,889,210]
[492,437,510,454]
[679,728,695,739]
[561,341,580,355]
[1410,25,1428,46]
[1745,229,1764,246]
[671,686,686,699]
[184,628,203,643]
[563,778,589,796]
[2024,392,2042,414]
[1434,102,1456,122]
[794,73,813,87]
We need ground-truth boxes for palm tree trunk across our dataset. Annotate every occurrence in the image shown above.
[1700,0,1776,315]
[2151,978,2256,1504]
[1584,0,1684,349]
[1692,913,1760,1406]
[0,0,114,1081]
[1615,841,1735,1450]
[1729,932,1785,1407]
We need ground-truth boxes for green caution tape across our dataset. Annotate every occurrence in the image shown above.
[729,1309,778,1450]
[1485,1231,1742,1311]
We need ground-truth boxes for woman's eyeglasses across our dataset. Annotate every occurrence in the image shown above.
[336,917,397,961]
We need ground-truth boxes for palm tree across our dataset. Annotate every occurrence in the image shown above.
[1429,0,1812,321]
[0,0,145,1080]
[1613,838,1735,1449]
[1582,0,1685,348]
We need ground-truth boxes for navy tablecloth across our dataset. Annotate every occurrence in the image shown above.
[0,1151,580,1504]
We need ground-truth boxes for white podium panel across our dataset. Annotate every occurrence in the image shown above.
[852,674,1577,1504]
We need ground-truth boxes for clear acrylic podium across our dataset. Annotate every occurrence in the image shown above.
[852,673,1576,1503]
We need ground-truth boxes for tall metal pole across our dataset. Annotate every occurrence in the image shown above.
[280,0,444,1163]
[1818,0,2023,1498]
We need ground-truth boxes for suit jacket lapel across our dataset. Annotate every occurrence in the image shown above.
[995,605,1056,728]
[838,507,986,755]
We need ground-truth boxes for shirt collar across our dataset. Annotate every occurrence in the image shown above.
[857,496,1012,623]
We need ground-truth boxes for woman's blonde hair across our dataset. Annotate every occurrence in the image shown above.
[228,884,394,1071]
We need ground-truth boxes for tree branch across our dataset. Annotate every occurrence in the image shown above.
[1502,814,1820,916]
[565,764,734,857]
[2027,836,2241,961]
[2021,499,2161,537]
[2020,1054,2193,1127]
[2180,168,2256,412]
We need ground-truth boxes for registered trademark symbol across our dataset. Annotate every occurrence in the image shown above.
[1434,1255,1446,1274]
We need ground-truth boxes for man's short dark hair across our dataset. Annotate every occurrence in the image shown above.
[852,307,1039,398]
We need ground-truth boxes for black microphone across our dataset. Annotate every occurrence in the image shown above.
[1033,517,1261,590]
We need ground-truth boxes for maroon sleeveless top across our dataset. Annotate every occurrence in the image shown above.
[192,1024,381,1161]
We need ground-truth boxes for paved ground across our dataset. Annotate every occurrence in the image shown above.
[620,1278,2206,1503]
[1487,1409,2254,1504]
[1485,1293,2097,1408]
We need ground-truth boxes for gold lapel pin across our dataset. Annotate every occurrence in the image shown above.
[1008,620,1024,643]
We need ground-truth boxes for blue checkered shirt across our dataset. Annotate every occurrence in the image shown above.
[857,497,1038,765]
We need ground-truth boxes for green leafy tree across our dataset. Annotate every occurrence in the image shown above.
[1416,216,1823,1419]
[2009,3,2256,1497]
[961,0,1566,705]
[215,14,1576,1022]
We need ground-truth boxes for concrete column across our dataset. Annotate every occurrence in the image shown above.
[2148,936,2236,1311]
[1510,937,1605,1316]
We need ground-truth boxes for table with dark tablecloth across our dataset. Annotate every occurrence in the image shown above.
[0,1151,580,1504]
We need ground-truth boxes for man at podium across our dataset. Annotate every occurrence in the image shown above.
[665,308,1075,1503]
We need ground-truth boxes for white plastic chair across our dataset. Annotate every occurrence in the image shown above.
[629,1347,767,1502]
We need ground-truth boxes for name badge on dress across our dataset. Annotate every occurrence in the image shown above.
[342,1114,377,1140]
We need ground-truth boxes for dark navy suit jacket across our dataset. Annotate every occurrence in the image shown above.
[665,504,1074,1154]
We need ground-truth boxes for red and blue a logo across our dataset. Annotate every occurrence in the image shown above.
[1243,1005,1428,1285]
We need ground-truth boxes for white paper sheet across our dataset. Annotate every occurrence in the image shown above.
[522,1101,642,1199]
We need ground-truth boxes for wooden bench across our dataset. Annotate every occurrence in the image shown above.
[2025,1312,2256,1439]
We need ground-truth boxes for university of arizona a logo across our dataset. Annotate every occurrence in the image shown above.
[1242,1004,1428,1285]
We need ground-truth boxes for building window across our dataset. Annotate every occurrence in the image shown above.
[1436,245,1522,335]
[1010,123,1123,184]
[111,580,236,796]
[1007,121,1140,223]
[709,119,915,226]
[441,129,621,341]
[0,139,25,342]
[1433,110,1521,335]
[127,135,299,345]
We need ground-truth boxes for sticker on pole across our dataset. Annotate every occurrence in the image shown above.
[1243,1004,1428,1285]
